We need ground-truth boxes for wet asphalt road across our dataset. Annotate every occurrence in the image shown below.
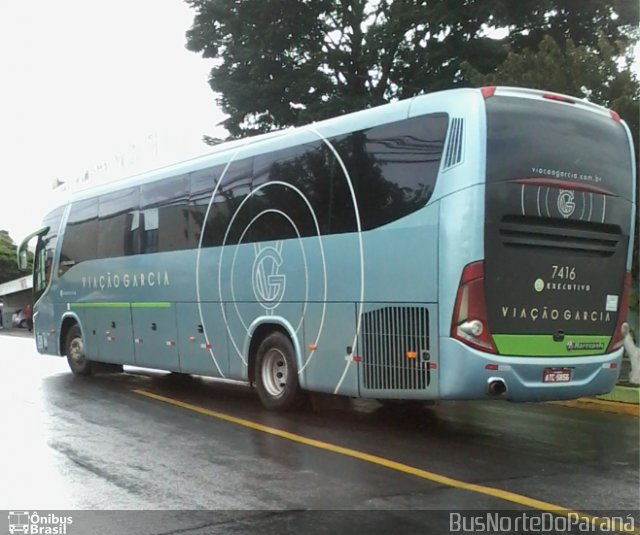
[0,332,638,534]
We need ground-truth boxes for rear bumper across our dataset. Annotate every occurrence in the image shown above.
[438,337,622,401]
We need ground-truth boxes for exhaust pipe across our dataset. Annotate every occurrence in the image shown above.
[487,378,507,396]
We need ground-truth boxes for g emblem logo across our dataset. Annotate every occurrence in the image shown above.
[557,189,575,219]
[252,242,286,311]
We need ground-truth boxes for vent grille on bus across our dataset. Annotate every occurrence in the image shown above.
[442,118,464,169]
[498,215,621,256]
[361,307,429,390]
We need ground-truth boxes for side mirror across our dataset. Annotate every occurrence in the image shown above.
[18,248,28,271]
[16,226,49,271]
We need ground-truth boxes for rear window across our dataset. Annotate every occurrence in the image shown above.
[486,96,633,201]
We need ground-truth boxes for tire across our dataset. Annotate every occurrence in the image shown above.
[65,324,93,376]
[255,332,306,411]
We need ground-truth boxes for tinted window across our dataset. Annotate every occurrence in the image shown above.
[334,113,448,230]
[189,166,223,248]
[202,158,253,247]
[42,206,65,237]
[98,187,140,258]
[141,175,190,253]
[253,141,332,241]
[59,199,99,274]
[486,96,633,200]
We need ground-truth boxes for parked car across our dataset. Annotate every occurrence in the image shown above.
[11,309,25,328]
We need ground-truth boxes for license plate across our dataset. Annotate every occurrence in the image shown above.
[543,367,572,383]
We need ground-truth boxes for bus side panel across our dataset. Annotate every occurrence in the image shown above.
[132,304,180,371]
[81,308,99,360]
[360,205,439,304]
[194,301,231,378]
[437,185,486,397]
[176,302,222,376]
[302,302,358,396]
[355,205,440,399]
[93,305,134,365]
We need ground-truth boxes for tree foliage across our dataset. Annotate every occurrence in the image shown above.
[185,0,638,137]
[0,231,32,285]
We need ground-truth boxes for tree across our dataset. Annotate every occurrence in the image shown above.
[0,231,32,284]
[185,0,638,137]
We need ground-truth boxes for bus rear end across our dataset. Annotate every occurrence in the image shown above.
[447,87,635,401]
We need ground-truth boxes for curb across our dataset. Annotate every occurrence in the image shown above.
[550,397,639,417]
[550,385,639,417]
[596,384,640,404]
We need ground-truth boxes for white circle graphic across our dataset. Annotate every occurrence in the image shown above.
[217,180,327,368]
[195,129,365,393]
[225,207,311,363]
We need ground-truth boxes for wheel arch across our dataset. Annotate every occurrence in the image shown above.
[59,312,83,355]
[246,316,304,387]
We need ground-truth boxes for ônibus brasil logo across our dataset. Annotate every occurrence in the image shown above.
[7,512,73,535]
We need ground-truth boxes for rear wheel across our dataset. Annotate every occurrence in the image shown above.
[255,332,306,410]
[65,324,93,376]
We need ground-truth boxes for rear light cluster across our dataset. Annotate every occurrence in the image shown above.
[481,86,496,99]
[451,261,497,353]
[542,93,576,104]
[607,271,631,352]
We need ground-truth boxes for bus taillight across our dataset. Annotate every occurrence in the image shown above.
[542,93,576,104]
[607,271,631,352]
[451,261,497,354]
[481,86,496,99]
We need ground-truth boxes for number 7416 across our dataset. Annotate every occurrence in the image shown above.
[551,265,576,280]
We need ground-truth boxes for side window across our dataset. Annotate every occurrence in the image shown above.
[140,175,190,253]
[253,141,333,241]
[98,187,140,259]
[201,159,253,247]
[59,199,99,275]
[333,113,449,230]
[189,166,223,248]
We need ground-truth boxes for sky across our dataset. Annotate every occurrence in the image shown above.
[0,0,227,243]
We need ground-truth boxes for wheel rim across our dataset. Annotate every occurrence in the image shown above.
[261,348,288,398]
[69,336,85,365]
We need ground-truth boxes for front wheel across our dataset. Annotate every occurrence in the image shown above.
[255,332,306,411]
[65,324,93,376]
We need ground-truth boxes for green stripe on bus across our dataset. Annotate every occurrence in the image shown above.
[131,302,171,308]
[69,302,171,309]
[70,302,130,309]
[492,334,611,356]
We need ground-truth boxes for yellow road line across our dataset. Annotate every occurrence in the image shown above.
[134,389,639,534]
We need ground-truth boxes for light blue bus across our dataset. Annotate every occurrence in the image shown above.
[18,86,636,410]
